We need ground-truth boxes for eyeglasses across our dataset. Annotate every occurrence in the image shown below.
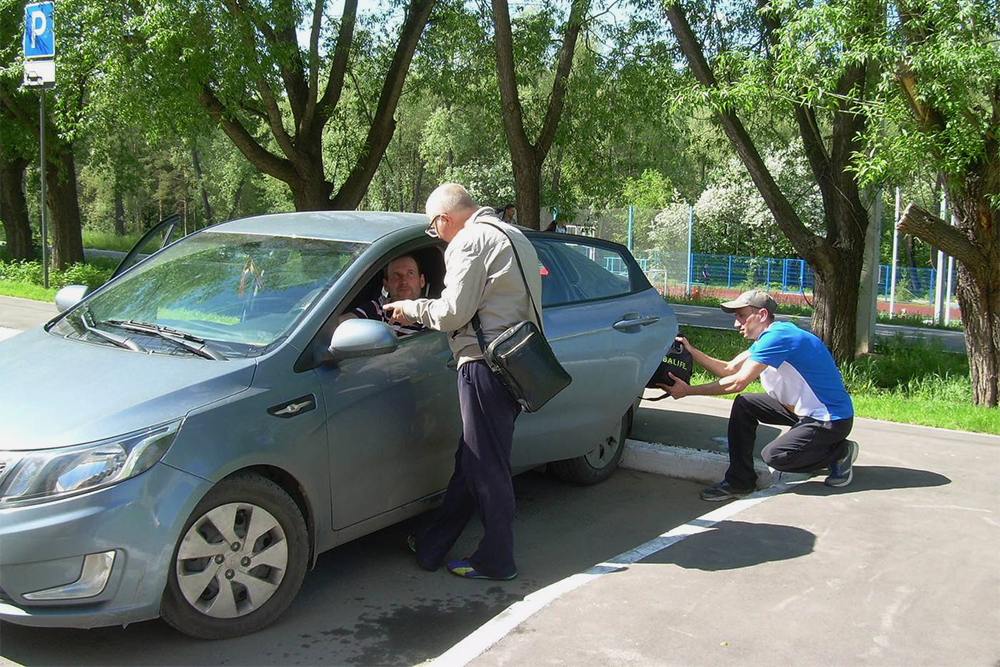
[425,214,445,238]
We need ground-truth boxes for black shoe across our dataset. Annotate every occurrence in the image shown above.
[824,440,859,488]
[699,480,755,502]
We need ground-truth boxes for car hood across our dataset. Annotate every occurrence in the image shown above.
[0,328,256,451]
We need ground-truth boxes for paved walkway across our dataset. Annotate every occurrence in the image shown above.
[464,395,1000,666]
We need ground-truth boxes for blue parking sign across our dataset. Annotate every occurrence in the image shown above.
[23,2,55,60]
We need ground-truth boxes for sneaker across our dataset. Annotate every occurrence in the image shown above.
[446,558,517,581]
[699,480,755,502]
[825,440,859,488]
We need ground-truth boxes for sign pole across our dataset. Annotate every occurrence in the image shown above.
[23,0,56,287]
[39,89,48,288]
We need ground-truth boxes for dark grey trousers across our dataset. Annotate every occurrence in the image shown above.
[725,393,854,489]
[415,360,521,577]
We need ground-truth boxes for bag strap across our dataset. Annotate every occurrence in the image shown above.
[475,220,542,326]
[468,215,541,355]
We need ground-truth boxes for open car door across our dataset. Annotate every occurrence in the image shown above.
[110,213,181,280]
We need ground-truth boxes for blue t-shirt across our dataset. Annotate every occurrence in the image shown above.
[749,321,853,421]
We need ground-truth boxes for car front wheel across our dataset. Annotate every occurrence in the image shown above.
[550,409,630,485]
[160,472,309,639]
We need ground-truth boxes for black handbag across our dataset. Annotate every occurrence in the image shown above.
[470,223,572,413]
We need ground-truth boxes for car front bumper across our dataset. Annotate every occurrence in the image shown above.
[0,462,210,629]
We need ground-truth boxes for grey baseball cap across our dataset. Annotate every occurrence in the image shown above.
[720,289,777,316]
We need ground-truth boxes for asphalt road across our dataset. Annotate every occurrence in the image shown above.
[670,303,967,353]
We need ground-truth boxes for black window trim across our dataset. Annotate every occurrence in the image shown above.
[526,231,654,309]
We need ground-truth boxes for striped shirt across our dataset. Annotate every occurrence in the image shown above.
[354,299,426,337]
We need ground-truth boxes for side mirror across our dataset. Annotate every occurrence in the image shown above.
[317,319,397,365]
[55,285,92,313]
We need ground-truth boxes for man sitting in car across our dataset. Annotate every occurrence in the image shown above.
[340,254,428,337]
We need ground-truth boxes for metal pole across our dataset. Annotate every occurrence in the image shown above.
[627,205,633,251]
[889,187,900,316]
[944,213,957,325]
[933,191,947,323]
[39,89,49,289]
[685,205,693,297]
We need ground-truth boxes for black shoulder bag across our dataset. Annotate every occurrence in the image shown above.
[470,223,572,413]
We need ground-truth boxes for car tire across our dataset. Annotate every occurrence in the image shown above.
[160,472,309,639]
[549,409,630,485]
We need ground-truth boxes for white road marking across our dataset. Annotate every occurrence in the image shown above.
[428,483,791,667]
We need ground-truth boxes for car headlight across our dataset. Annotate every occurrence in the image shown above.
[0,420,181,508]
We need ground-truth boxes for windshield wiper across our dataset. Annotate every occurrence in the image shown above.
[79,310,147,353]
[103,320,227,361]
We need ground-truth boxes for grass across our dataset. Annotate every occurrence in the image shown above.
[81,230,145,253]
[678,325,997,434]
[0,281,58,301]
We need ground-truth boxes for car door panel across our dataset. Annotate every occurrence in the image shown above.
[511,235,676,468]
[316,330,460,530]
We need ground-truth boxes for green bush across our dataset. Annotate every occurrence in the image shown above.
[0,259,112,289]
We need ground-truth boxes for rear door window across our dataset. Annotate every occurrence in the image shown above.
[532,238,641,307]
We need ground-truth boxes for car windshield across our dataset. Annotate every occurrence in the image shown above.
[53,231,366,355]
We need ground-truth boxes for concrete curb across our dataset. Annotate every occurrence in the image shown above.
[621,438,781,488]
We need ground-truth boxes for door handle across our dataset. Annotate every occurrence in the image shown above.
[613,315,660,331]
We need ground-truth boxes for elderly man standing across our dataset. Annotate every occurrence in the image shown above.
[383,183,541,581]
[662,290,857,501]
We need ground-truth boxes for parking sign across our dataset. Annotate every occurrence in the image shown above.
[23,2,55,60]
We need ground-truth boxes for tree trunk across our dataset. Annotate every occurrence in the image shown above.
[114,186,126,236]
[45,147,85,269]
[412,157,424,213]
[190,147,213,224]
[493,0,588,230]
[512,158,541,231]
[0,156,34,260]
[954,262,999,406]
[899,202,999,406]
[811,248,863,362]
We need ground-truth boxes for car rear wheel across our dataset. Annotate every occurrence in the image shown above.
[160,472,308,639]
[549,409,630,485]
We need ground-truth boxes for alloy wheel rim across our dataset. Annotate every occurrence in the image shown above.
[175,502,288,618]
[584,417,624,469]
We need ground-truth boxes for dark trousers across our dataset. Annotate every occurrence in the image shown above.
[415,360,521,577]
[725,393,854,489]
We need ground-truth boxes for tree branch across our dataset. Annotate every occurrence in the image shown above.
[197,85,298,184]
[663,0,822,264]
[316,0,358,128]
[330,0,436,209]
[898,202,989,269]
[536,0,590,161]
[493,0,532,157]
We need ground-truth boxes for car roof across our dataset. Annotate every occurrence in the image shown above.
[209,211,428,244]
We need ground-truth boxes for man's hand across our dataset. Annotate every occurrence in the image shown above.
[657,372,692,399]
[382,302,413,326]
[675,334,697,356]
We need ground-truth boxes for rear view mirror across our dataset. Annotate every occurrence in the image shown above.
[55,285,91,313]
[319,319,397,365]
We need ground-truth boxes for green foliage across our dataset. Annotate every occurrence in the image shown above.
[0,260,112,289]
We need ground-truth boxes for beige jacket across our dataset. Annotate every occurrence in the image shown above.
[395,208,543,368]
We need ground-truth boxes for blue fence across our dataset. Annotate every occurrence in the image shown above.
[625,251,941,304]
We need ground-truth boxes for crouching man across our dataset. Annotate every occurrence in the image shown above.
[662,290,858,501]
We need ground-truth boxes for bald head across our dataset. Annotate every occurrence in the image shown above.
[426,183,477,217]
[425,183,480,243]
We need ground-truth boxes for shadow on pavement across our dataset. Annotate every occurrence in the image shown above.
[638,520,815,571]
[789,466,951,496]
[0,469,708,667]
